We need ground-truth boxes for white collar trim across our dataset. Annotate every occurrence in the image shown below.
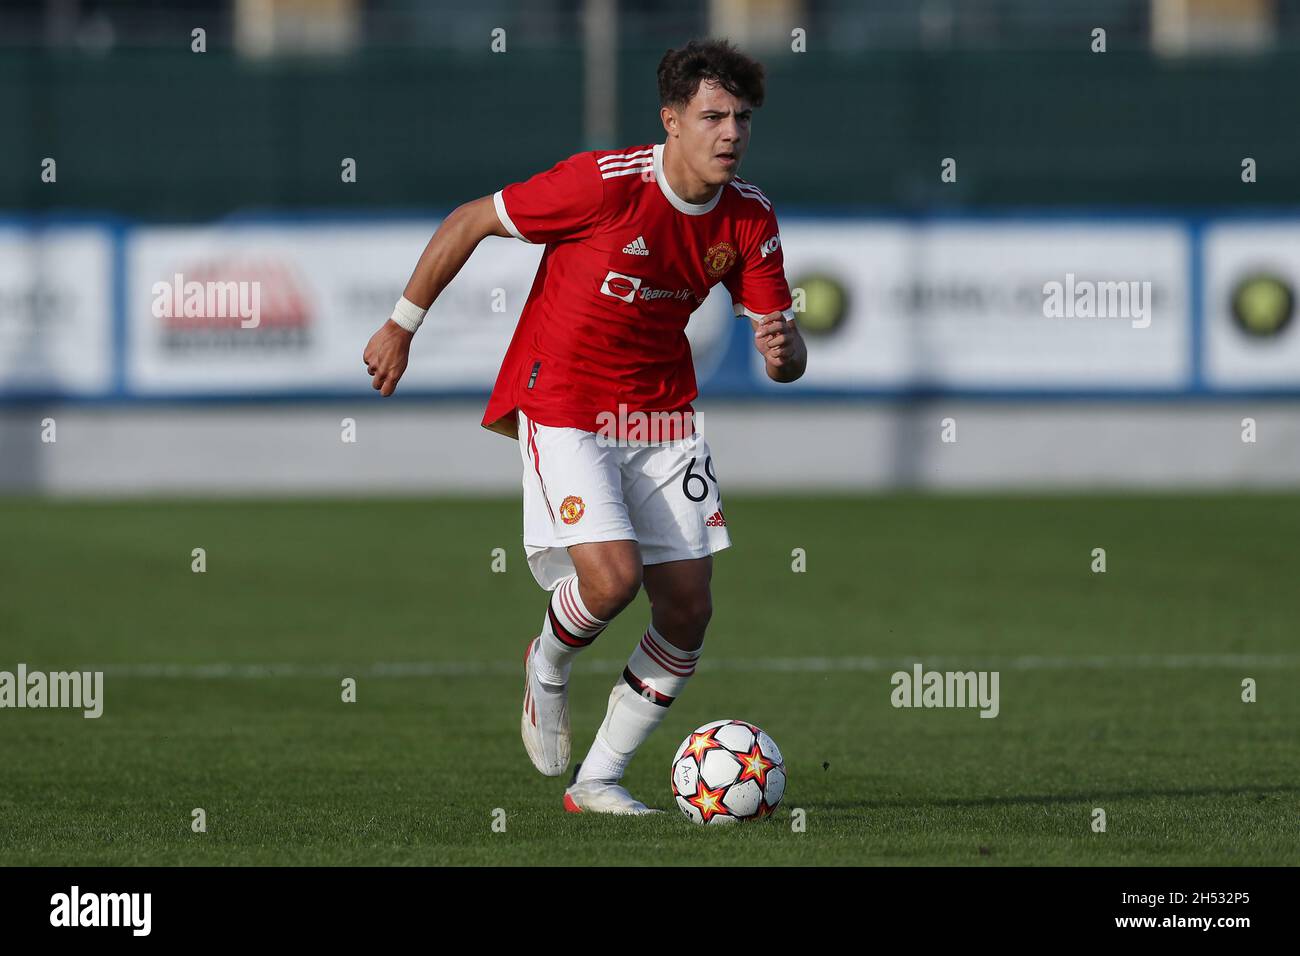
[654,142,723,216]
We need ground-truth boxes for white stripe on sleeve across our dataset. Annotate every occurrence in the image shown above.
[493,189,530,243]
[601,163,653,180]
[734,302,795,322]
[596,147,654,167]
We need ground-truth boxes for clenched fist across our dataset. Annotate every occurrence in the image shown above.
[752,312,807,383]
[363,319,413,397]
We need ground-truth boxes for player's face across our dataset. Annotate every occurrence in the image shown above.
[666,79,752,187]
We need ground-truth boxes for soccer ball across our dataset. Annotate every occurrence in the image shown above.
[670,719,786,825]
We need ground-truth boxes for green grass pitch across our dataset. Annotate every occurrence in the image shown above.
[0,494,1296,865]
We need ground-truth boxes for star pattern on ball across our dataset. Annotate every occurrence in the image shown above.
[687,780,730,824]
[734,742,775,787]
[684,727,723,763]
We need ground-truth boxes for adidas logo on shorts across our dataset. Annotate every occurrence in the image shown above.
[622,236,650,256]
[705,510,726,527]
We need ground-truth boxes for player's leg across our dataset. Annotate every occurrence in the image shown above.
[567,428,730,811]
[555,542,690,814]
[534,539,641,686]
[517,411,642,777]
[641,556,712,652]
[572,556,711,786]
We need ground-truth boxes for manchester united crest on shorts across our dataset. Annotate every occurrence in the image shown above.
[704,241,738,278]
[559,495,586,525]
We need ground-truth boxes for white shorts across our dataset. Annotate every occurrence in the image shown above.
[517,408,732,591]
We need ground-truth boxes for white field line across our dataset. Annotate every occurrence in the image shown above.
[94,654,1300,680]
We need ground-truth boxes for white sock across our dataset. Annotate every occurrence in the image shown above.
[577,623,700,784]
[536,573,607,686]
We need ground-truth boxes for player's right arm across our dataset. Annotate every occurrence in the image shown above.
[363,195,511,397]
[365,152,601,397]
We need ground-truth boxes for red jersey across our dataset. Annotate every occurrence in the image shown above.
[481,142,792,440]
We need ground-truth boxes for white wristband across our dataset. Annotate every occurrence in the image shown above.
[390,295,427,333]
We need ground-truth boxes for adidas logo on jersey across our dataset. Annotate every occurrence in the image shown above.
[622,236,650,256]
[705,510,727,527]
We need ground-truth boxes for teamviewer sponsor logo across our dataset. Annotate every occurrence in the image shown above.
[50,886,151,936]
[0,663,103,718]
[601,271,642,303]
[639,286,698,303]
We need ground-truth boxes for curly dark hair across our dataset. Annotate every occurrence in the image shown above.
[657,39,766,110]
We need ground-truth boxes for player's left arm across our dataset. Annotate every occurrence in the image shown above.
[725,209,806,383]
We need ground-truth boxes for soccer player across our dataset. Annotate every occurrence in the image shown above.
[363,39,806,814]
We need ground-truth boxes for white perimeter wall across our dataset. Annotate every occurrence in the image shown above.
[0,402,1297,496]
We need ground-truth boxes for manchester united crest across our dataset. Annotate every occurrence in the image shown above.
[704,241,738,278]
[559,495,586,525]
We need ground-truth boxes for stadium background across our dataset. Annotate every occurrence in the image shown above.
[1,0,1298,867]
[3,0,1300,492]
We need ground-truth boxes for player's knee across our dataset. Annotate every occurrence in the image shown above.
[658,589,712,638]
[581,561,643,618]
[687,591,713,633]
